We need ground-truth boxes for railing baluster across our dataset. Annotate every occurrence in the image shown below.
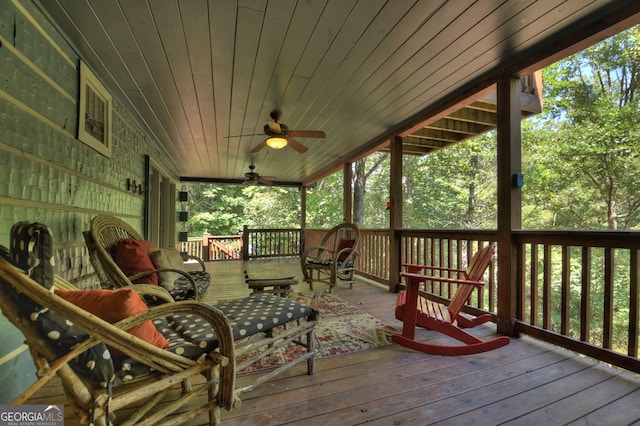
[561,245,571,335]
[529,243,538,326]
[604,247,614,349]
[629,249,639,357]
[580,246,591,343]
[543,245,552,330]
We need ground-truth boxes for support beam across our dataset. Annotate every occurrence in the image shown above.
[300,186,307,229]
[496,75,522,336]
[389,136,403,292]
[343,163,353,223]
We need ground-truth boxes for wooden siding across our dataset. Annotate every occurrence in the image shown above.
[0,0,180,403]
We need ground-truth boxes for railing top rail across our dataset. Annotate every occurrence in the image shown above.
[513,229,640,248]
[397,229,498,239]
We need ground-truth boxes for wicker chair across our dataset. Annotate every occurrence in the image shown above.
[87,215,320,391]
[84,214,210,301]
[0,222,238,425]
[301,223,360,292]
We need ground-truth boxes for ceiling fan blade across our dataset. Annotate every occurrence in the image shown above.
[267,121,282,133]
[258,176,273,186]
[286,138,309,153]
[287,130,325,138]
[250,140,267,153]
[225,133,264,138]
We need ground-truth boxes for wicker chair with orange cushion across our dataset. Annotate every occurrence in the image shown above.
[84,214,210,301]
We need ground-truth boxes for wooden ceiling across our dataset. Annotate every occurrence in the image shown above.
[37,0,640,186]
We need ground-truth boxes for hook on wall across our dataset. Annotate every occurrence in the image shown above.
[126,178,144,195]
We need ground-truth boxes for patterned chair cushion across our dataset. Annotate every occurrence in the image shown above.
[169,270,211,301]
[307,258,354,268]
[114,293,317,383]
[3,222,114,387]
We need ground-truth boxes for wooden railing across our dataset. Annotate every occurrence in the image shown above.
[177,234,242,261]
[177,226,640,372]
[241,226,302,260]
[512,230,640,373]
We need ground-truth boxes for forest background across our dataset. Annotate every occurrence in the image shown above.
[181,25,640,237]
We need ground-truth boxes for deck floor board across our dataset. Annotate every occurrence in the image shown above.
[25,259,640,425]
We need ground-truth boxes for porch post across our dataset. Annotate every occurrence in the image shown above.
[300,186,307,254]
[300,186,307,229]
[343,162,353,223]
[389,136,403,292]
[496,75,522,336]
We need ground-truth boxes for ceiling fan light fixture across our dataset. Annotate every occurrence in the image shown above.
[266,137,287,149]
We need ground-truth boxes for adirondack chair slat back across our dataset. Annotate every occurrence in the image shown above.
[447,245,495,320]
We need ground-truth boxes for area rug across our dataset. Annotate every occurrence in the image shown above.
[238,292,399,373]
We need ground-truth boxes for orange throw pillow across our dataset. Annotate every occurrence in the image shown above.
[55,288,169,357]
[113,239,158,285]
[336,238,356,262]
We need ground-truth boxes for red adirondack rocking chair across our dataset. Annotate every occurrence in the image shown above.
[393,244,509,355]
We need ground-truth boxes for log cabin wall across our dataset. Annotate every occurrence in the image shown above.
[0,0,178,402]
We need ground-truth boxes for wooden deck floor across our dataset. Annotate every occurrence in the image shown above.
[29,259,640,425]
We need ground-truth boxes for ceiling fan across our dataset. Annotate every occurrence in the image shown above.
[243,165,275,186]
[227,110,326,153]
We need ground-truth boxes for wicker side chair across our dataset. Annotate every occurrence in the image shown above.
[84,214,210,301]
[0,222,238,425]
[300,223,360,292]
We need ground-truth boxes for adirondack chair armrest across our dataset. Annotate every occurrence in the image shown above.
[400,271,485,288]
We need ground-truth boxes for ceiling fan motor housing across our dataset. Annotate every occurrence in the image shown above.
[264,123,288,136]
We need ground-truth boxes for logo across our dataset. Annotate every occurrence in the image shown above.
[0,405,64,426]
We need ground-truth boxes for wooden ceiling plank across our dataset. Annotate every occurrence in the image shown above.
[209,1,237,177]
[80,0,192,172]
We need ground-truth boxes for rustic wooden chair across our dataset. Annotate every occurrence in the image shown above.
[393,244,510,355]
[0,222,238,425]
[300,223,360,292]
[84,214,210,301]
[86,216,319,393]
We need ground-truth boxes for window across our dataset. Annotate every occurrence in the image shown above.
[78,60,112,157]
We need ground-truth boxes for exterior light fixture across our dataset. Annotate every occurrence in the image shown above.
[266,137,287,149]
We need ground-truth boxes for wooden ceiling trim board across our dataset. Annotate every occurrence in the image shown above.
[320,0,445,137]
[241,0,296,148]
[516,3,640,76]
[210,1,237,176]
[153,2,207,144]
[264,0,327,109]
[283,0,358,132]
[181,3,219,176]
[300,1,422,142]
[386,0,564,113]
[344,1,466,118]
[362,0,504,109]
[228,5,263,158]
[342,1,506,150]
[292,0,387,129]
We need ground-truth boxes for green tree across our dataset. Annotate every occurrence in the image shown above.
[528,26,640,230]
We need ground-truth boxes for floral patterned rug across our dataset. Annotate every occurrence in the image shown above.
[238,292,399,373]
